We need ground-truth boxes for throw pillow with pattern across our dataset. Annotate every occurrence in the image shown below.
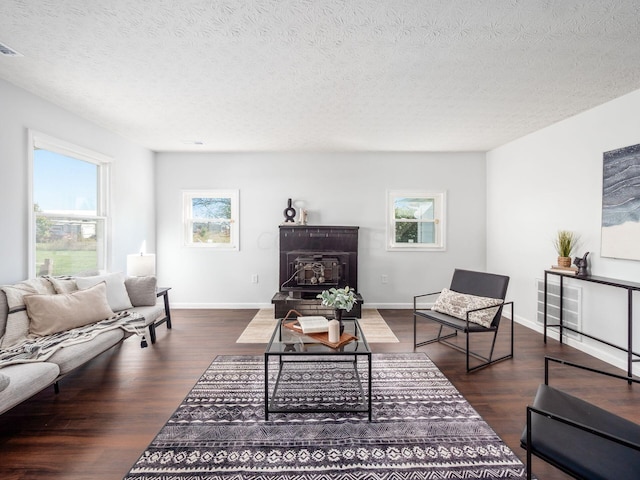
[432,288,503,328]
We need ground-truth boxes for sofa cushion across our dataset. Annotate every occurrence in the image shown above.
[0,362,60,415]
[25,278,57,295]
[0,278,58,348]
[432,287,503,328]
[0,371,9,392]
[47,328,125,375]
[0,289,8,341]
[25,283,115,336]
[125,276,157,307]
[75,272,133,311]
[130,302,165,327]
[47,276,78,294]
[1,284,37,349]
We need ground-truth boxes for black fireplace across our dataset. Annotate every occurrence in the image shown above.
[272,225,362,318]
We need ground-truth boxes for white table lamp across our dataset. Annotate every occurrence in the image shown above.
[127,253,156,277]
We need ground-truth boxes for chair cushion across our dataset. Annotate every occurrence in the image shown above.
[522,384,640,479]
[450,269,509,300]
[432,288,503,328]
[415,308,494,332]
[47,328,125,375]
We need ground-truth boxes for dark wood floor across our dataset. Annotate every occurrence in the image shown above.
[1,309,639,480]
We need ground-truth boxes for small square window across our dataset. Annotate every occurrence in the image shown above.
[387,191,446,251]
[183,190,239,250]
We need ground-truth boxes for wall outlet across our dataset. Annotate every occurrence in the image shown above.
[381,274,388,284]
[251,274,259,284]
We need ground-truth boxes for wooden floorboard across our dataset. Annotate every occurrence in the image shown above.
[1,308,638,479]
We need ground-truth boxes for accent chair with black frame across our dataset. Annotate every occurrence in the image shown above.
[522,356,640,480]
[413,268,513,372]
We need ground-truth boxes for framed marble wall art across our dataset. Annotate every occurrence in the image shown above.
[601,143,640,261]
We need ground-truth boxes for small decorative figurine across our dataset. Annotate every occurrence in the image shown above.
[573,252,589,277]
[283,198,296,223]
[299,209,308,225]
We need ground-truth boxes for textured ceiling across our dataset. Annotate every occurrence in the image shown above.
[0,0,639,152]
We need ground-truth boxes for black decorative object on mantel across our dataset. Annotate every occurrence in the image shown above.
[283,198,296,223]
[574,252,590,277]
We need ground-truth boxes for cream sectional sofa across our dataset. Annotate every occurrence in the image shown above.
[0,272,170,415]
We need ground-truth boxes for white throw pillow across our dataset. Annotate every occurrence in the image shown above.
[432,288,503,328]
[75,272,133,312]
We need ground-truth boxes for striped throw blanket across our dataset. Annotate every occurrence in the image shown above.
[0,311,144,368]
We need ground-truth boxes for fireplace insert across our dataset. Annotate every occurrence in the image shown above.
[278,225,358,297]
[273,225,362,317]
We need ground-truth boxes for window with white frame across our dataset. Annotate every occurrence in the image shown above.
[183,190,239,250]
[30,131,111,277]
[387,191,446,251]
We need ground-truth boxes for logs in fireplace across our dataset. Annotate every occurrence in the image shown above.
[271,225,362,318]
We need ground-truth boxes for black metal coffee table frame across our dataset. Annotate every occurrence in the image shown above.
[264,317,372,421]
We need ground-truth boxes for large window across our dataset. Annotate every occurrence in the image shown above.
[387,191,446,251]
[183,190,239,250]
[30,132,110,277]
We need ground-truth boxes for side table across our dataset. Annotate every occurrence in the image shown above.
[148,287,172,344]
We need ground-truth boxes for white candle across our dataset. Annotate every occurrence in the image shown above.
[328,319,340,343]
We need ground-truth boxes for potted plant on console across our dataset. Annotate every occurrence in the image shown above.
[553,230,579,269]
[317,286,358,332]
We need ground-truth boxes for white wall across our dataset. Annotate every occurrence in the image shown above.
[155,152,487,308]
[0,79,156,284]
[487,88,640,373]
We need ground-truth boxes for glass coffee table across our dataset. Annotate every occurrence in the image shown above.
[264,317,372,421]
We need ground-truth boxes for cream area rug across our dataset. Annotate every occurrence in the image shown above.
[237,308,399,343]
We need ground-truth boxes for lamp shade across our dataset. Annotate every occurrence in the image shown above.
[127,253,156,277]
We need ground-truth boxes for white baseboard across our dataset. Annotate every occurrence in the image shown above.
[364,303,413,309]
[171,302,415,310]
[171,303,273,309]
[515,314,635,376]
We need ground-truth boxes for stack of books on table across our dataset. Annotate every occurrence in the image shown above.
[549,265,578,275]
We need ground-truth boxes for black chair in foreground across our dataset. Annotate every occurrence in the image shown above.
[413,268,513,372]
[522,356,640,480]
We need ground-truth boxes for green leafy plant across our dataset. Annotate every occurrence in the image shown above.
[317,286,357,312]
[553,230,579,257]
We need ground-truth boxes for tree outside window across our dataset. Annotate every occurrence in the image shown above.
[387,191,446,251]
[30,132,110,277]
[183,190,239,250]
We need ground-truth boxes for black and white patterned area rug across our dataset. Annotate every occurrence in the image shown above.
[124,353,526,479]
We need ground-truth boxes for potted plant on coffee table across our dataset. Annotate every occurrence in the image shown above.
[553,230,579,268]
[317,286,358,328]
